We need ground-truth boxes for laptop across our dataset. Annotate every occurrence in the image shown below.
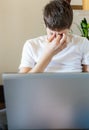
[2,73,89,129]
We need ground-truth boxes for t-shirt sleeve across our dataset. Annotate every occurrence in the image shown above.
[82,38,89,65]
[19,40,35,70]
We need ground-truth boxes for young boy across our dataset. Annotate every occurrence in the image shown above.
[19,0,89,73]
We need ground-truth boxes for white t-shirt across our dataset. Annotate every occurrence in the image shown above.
[19,34,89,72]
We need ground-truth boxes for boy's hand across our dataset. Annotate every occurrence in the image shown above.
[48,33,56,43]
[46,33,67,56]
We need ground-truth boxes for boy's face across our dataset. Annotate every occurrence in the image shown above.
[46,28,69,39]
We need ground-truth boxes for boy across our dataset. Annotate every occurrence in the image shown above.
[19,0,89,73]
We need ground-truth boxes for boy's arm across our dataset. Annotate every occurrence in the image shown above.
[29,52,53,73]
[19,50,53,73]
[19,67,32,73]
[82,65,89,72]
[19,34,67,73]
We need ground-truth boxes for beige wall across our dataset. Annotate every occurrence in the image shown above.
[71,0,82,5]
[0,0,49,84]
[0,0,83,84]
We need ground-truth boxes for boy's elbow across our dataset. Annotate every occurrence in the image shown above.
[19,67,32,73]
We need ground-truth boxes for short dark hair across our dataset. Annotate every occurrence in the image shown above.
[43,0,73,31]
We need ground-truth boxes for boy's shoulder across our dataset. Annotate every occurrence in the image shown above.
[23,35,47,49]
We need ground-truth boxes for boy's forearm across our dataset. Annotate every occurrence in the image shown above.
[29,53,53,73]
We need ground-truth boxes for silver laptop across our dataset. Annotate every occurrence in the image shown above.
[2,73,89,129]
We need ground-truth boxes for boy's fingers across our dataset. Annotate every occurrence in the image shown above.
[48,34,55,43]
[56,35,61,45]
[60,33,67,44]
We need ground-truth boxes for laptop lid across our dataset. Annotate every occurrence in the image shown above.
[2,73,89,129]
